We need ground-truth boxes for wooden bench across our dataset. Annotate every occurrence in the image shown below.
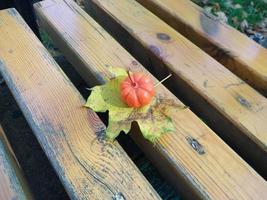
[34,0,267,199]
[0,8,160,200]
[84,0,267,178]
[0,1,266,199]
[0,125,33,200]
[136,0,267,97]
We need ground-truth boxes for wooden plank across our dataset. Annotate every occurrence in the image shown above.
[136,0,267,97]
[0,125,33,200]
[0,0,40,37]
[0,8,160,200]
[85,0,267,178]
[34,1,267,199]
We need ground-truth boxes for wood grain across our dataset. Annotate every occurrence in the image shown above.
[0,8,160,200]
[34,0,267,199]
[0,125,33,200]
[85,0,267,178]
[136,0,267,97]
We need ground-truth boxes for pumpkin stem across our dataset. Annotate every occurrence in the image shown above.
[127,70,136,86]
[154,74,172,88]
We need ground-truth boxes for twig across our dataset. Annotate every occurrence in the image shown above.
[154,74,172,88]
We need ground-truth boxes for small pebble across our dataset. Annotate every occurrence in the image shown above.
[249,33,265,44]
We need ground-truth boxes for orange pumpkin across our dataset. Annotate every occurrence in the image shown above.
[120,72,155,108]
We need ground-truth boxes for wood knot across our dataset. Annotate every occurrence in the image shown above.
[235,95,252,110]
[148,45,161,57]
[132,60,138,65]
[112,192,125,200]
[186,136,205,155]
[157,33,171,41]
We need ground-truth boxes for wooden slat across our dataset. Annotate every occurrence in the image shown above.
[0,125,33,200]
[34,1,267,199]
[85,0,267,178]
[136,0,267,97]
[0,8,160,200]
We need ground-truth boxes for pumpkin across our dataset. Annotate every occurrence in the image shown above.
[120,72,155,108]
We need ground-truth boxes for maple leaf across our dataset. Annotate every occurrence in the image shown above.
[85,67,186,143]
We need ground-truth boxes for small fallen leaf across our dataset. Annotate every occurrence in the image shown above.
[85,67,186,142]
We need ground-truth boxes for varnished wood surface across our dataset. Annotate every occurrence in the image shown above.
[137,0,267,96]
[85,0,267,178]
[0,126,33,200]
[0,8,161,200]
[34,1,267,199]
